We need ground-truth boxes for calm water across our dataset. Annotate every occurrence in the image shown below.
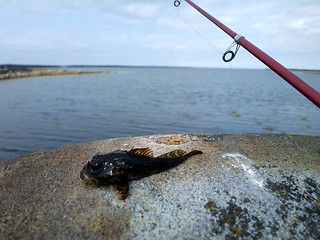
[0,67,319,160]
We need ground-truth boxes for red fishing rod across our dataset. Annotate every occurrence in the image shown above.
[174,0,320,109]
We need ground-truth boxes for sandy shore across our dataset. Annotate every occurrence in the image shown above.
[0,66,110,80]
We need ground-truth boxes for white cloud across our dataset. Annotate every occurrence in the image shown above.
[0,0,319,69]
[124,3,160,19]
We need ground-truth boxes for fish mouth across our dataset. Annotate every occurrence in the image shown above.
[80,169,99,187]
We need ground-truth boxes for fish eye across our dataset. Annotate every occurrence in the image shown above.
[90,162,103,170]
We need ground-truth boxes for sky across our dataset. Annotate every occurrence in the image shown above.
[0,0,320,69]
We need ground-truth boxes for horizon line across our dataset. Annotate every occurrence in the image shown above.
[0,63,319,72]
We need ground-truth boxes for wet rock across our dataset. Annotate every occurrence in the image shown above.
[0,134,319,239]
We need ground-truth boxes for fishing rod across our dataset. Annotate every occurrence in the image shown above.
[174,0,320,109]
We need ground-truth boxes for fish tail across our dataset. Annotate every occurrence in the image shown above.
[186,150,203,158]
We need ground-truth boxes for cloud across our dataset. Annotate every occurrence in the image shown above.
[124,3,161,19]
[0,0,319,68]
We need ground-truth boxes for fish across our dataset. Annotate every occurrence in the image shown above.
[80,147,203,200]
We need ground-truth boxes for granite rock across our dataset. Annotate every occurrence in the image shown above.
[0,134,319,239]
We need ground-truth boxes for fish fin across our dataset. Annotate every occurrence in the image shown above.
[186,150,203,157]
[113,177,129,200]
[156,149,186,159]
[127,147,154,158]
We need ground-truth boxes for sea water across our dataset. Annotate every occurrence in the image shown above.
[0,67,319,160]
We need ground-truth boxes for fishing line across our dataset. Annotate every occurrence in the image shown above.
[175,3,286,134]
[174,1,315,163]
[176,7,222,56]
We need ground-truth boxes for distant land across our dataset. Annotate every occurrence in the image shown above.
[0,64,110,80]
[0,64,319,80]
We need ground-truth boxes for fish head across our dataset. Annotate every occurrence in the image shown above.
[80,153,129,186]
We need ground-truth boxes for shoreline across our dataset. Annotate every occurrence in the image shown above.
[0,66,110,80]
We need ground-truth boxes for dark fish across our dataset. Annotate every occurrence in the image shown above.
[80,147,203,200]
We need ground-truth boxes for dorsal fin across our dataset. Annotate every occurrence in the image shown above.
[156,149,186,159]
[127,148,154,158]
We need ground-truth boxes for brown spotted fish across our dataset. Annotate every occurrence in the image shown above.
[80,148,202,200]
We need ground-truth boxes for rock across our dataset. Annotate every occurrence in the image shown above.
[0,134,319,239]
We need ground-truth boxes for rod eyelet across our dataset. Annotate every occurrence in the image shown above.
[222,50,235,62]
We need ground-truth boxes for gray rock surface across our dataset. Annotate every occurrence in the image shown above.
[0,133,319,239]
